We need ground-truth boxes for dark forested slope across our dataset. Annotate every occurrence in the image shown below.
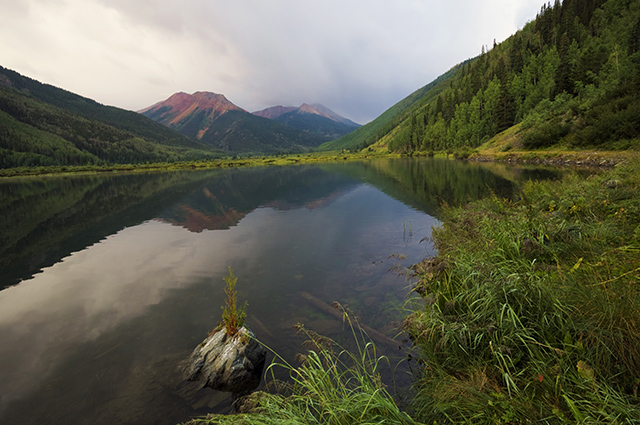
[318,66,461,152]
[341,0,640,154]
[0,67,221,168]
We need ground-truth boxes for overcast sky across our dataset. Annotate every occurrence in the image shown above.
[1,0,543,124]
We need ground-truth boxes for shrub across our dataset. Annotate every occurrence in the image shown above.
[189,305,418,425]
[220,267,247,336]
[573,97,640,148]
[521,117,571,149]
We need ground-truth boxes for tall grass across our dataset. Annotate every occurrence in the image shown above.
[187,304,418,425]
[406,160,640,423]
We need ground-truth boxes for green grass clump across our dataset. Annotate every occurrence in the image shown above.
[189,305,418,425]
[405,160,640,423]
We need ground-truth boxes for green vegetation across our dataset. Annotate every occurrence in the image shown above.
[198,110,326,154]
[220,268,247,337]
[318,66,461,152]
[0,66,204,149]
[188,305,418,425]
[405,159,640,423]
[338,0,640,155]
[274,109,360,142]
[0,151,390,178]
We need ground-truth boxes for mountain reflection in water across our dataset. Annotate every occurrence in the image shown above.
[0,158,563,424]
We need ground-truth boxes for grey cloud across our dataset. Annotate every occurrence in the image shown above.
[0,0,544,124]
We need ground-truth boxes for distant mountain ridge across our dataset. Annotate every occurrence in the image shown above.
[139,92,327,154]
[252,105,297,120]
[254,103,359,126]
[253,103,360,141]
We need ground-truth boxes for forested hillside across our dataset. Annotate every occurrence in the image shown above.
[349,0,640,153]
[265,103,361,142]
[318,66,461,152]
[196,110,327,154]
[0,67,222,168]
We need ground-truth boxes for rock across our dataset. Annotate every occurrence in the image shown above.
[180,326,266,396]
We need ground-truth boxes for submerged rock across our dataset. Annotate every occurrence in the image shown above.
[180,326,266,396]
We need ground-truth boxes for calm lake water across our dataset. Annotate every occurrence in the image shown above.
[0,158,563,424]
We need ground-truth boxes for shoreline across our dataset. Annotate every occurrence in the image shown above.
[467,149,639,168]
[2,148,636,179]
[0,152,392,179]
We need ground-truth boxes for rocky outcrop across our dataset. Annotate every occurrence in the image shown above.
[180,326,266,396]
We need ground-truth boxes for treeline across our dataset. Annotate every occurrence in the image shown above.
[388,0,640,153]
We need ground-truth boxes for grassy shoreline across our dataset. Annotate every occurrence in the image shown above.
[179,154,640,424]
[468,149,640,168]
[1,145,635,179]
[0,151,396,178]
[403,158,640,423]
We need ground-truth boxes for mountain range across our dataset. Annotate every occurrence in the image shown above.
[253,103,360,140]
[0,66,222,168]
[139,92,359,153]
[0,66,361,167]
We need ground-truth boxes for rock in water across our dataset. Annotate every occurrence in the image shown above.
[181,326,266,396]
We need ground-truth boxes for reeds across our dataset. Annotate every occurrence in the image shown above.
[405,160,640,423]
[189,305,418,425]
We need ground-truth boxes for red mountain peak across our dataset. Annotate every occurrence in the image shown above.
[138,91,246,138]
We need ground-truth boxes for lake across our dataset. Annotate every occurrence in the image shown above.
[0,157,563,424]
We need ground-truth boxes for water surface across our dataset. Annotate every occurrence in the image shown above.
[0,158,563,424]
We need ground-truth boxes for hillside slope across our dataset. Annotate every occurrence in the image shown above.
[0,67,221,168]
[254,103,360,142]
[377,0,640,153]
[317,65,461,151]
[199,110,326,153]
[0,66,203,149]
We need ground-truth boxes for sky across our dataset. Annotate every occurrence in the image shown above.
[1,0,543,124]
